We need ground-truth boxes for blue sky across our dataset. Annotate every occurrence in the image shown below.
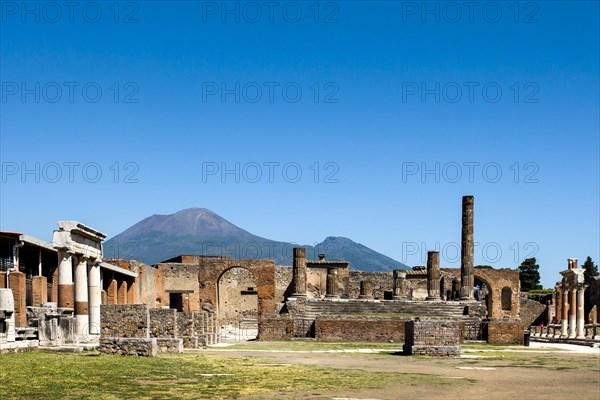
[1,1,598,287]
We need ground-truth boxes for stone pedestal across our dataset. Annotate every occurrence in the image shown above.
[460,195,474,300]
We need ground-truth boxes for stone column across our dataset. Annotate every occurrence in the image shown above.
[74,256,89,337]
[87,260,101,336]
[568,288,577,338]
[426,251,441,300]
[117,279,128,304]
[326,268,339,298]
[576,284,586,338]
[460,195,474,300]
[58,250,74,308]
[359,280,374,299]
[127,279,137,304]
[38,248,43,276]
[8,271,26,327]
[31,276,48,307]
[291,247,307,297]
[107,278,118,304]
[393,270,407,299]
[561,284,569,337]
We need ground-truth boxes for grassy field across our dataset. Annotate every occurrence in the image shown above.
[0,351,460,399]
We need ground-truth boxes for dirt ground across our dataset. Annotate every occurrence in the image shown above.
[202,342,600,400]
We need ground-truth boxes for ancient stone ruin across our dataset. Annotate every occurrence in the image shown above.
[1,195,598,356]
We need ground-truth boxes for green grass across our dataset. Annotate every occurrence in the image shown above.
[0,351,460,399]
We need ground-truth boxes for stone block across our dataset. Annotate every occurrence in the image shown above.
[99,338,158,357]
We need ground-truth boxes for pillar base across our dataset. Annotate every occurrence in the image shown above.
[289,293,307,298]
[358,295,373,300]
[426,297,442,301]
[325,295,339,299]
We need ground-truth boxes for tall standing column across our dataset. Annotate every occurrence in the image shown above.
[460,195,474,300]
[326,268,339,298]
[426,251,441,300]
[291,247,307,297]
[88,260,101,337]
[576,284,586,338]
[74,256,89,337]
[561,283,569,337]
[393,270,407,299]
[568,288,577,338]
[57,250,74,308]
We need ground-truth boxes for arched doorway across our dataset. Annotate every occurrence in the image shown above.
[474,275,492,318]
[217,267,258,341]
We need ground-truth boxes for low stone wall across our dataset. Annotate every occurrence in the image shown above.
[403,320,461,357]
[487,320,524,344]
[315,316,406,341]
[156,338,183,353]
[178,311,215,348]
[258,317,294,340]
[100,305,215,355]
[101,304,150,338]
[99,337,158,357]
[150,308,178,338]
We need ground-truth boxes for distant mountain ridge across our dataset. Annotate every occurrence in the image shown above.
[103,208,409,271]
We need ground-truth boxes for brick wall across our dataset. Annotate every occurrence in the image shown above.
[258,317,293,340]
[486,320,524,344]
[315,316,406,341]
[404,320,461,357]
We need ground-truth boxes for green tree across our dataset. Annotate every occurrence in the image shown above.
[582,256,599,284]
[518,257,543,291]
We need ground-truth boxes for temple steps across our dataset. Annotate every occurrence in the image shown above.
[303,300,469,320]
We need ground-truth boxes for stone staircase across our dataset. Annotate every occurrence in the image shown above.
[303,300,469,320]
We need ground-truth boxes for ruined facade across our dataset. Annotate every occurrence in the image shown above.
[6,195,595,354]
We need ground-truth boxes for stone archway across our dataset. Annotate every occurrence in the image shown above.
[474,274,493,318]
[197,257,276,320]
[217,267,258,325]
